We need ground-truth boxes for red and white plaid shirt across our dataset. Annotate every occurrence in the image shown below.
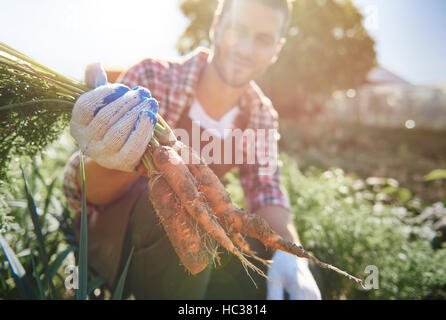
[63,47,290,216]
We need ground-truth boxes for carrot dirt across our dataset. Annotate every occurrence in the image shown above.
[229,232,272,267]
[148,145,267,282]
[147,173,211,275]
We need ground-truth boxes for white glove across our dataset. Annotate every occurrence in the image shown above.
[267,250,322,300]
[70,63,158,172]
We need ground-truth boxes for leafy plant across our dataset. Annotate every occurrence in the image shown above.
[0,141,135,299]
[425,169,446,182]
[225,154,446,299]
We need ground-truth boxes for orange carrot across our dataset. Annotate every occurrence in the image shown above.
[169,140,365,287]
[148,173,210,275]
[151,122,364,286]
[173,142,284,246]
[229,232,272,267]
[150,145,266,280]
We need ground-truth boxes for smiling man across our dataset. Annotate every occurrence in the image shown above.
[64,0,321,300]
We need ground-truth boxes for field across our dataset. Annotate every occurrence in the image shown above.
[1,119,446,299]
[280,117,446,204]
[206,118,446,299]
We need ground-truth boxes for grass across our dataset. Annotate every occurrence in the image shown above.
[0,131,132,299]
[75,151,87,300]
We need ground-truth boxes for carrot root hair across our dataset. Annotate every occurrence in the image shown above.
[151,145,268,285]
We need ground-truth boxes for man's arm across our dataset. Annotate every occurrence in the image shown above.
[257,207,322,300]
[75,156,144,206]
[254,205,300,244]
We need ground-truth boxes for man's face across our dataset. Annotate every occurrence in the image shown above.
[211,0,285,88]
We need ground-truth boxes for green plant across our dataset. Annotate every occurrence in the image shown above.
[425,169,446,182]
[0,141,133,299]
[224,154,446,299]
[284,155,446,299]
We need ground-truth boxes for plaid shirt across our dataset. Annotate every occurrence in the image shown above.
[63,47,290,216]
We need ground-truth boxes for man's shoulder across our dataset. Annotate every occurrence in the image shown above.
[122,57,171,78]
[116,57,169,85]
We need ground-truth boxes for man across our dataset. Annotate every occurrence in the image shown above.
[64,0,321,300]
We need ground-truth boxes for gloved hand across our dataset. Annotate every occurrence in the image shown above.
[70,63,158,172]
[267,250,322,300]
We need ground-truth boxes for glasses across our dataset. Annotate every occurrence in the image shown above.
[221,22,280,51]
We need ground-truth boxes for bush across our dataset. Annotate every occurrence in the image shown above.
[280,154,446,299]
[224,154,446,299]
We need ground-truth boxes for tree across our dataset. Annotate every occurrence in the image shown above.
[177,0,377,116]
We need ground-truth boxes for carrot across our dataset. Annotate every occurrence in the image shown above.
[149,145,266,281]
[229,232,272,267]
[168,140,365,287]
[167,141,271,266]
[147,173,210,275]
[172,142,282,243]
[152,119,365,287]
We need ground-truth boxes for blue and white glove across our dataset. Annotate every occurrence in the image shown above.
[267,250,322,300]
[70,63,158,172]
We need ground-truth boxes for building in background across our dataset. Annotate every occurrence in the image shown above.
[325,67,446,130]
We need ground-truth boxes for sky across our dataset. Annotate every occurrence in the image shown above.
[0,0,445,85]
[353,0,446,85]
[0,0,188,80]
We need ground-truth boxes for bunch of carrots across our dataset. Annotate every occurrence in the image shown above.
[144,116,366,288]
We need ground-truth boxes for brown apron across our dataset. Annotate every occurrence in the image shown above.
[175,104,249,180]
[74,103,251,290]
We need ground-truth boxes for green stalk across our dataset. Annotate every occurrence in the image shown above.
[0,58,83,98]
[142,153,156,175]
[149,137,160,149]
[112,247,134,300]
[154,123,177,145]
[20,63,86,96]
[0,100,75,112]
[0,56,84,96]
[30,251,45,300]
[76,151,88,300]
[0,41,89,92]
[156,114,175,137]
[21,169,57,299]
[0,51,24,66]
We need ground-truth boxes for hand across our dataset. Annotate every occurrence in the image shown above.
[267,250,322,300]
[70,63,158,172]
